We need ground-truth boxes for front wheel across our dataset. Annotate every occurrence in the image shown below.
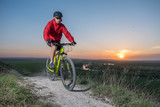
[60,56,76,91]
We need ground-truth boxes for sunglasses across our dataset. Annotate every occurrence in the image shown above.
[55,17,62,20]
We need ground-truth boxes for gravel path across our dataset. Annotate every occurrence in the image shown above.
[24,76,114,107]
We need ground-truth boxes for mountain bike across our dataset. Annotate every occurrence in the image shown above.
[46,43,76,91]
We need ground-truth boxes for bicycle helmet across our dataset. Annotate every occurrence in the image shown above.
[53,11,63,17]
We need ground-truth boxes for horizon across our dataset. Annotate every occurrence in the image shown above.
[1,57,160,62]
[0,0,160,60]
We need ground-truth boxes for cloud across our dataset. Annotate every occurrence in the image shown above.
[104,49,133,56]
[104,50,115,53]
[153,45,160,49]
[103,49,144,59]
[128,54,160,60]
[118,49,131,54]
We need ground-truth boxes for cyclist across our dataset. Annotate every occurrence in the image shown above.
[43,11,76,68]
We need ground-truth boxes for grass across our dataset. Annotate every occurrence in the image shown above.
[91,83,158,107]
[76,67,160,107]
[0,72,37,106]
[0,61,57,107]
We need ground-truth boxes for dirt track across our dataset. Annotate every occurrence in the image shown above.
[24,76,114,107]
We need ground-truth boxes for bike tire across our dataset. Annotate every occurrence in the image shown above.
[46,57,56,81]
[60,56,76,91]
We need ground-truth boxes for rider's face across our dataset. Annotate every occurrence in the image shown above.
[54,17,62,24]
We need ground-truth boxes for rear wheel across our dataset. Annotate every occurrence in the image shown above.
[60,56,76,91]
[46,57,56,81]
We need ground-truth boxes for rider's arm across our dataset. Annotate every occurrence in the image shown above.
[62,25,74,43]
[43,22,52,41]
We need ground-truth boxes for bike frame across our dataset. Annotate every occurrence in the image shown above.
[46,43,76,90]
[47,47,65,73]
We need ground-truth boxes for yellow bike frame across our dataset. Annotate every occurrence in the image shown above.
[47,47,65,73]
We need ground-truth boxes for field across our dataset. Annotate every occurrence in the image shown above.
[0,58,46,76]
[75,59,160,106]
[0,58,160,106]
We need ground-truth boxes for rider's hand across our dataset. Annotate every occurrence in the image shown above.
[71,41,77,46]
[46,39,51,47]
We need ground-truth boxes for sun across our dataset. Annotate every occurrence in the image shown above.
[119,54,124,59]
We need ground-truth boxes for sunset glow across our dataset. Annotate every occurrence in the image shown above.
[116,49,130,59]
[119,54,124,59]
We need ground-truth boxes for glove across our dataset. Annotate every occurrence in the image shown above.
[71,41,77,46]
[46,39,51,46]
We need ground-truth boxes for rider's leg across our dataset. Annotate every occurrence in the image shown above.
[50,43,57,63]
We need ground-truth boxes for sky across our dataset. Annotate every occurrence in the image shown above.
[0,0,160,60]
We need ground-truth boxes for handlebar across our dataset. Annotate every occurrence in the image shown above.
[53,43,73,47]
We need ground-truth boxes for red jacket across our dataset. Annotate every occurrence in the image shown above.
[43,19,74,42]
